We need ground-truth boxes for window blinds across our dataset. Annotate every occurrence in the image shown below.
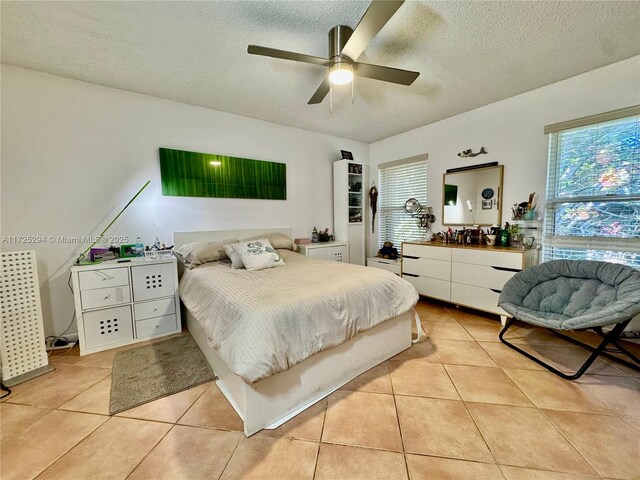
[378,161,428,249]
[543,111,640,267]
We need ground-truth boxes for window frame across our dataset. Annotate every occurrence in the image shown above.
[377,156,428,250]
[542,106,640,265]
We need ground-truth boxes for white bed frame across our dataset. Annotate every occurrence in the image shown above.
[174,228,413,436]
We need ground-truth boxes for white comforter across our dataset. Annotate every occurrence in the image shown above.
[179,250,418,383]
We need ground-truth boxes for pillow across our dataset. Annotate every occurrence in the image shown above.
[224,243,245,269]
[232,239,286,271]
[175,238,238,269]
[242,232,298,252]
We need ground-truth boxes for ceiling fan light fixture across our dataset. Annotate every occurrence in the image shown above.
[329,62,353,85]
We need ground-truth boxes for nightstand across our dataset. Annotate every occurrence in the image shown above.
[366,257,401,275]
[297,241,349,262]
[71,256,181,355]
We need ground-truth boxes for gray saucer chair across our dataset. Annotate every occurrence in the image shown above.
[498,260,640,380]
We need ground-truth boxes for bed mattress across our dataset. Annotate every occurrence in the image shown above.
[179,250,418,383]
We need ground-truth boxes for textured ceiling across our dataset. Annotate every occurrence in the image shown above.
[2,1,639,142]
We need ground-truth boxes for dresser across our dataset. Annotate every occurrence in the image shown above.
[401,242,537,320]
[71,257,181,355]
[298,241,349,262]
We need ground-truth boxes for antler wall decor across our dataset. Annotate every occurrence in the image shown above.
[458,147,487,158]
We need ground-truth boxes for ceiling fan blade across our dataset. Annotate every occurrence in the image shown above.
[248,45,330,67]
[340,0,404,60]
[354,62,419,86]
[307,77,331,104]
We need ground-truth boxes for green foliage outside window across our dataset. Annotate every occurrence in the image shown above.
[554,118,639,238]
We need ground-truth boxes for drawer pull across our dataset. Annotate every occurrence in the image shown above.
[490,288,502,294]
[403,255,419,260]
[403,273,419,277]
[153,308,158,312]
[104,295,110,299]
[490,266,521,273]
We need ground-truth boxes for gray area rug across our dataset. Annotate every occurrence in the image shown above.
[110,334,216,415]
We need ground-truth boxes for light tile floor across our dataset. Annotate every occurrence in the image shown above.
[2,299,639,480]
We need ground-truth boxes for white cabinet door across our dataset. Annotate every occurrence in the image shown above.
[83,305,134,349]
[307,248,328,260]
[131,263,176,301]
[327,246,348,262]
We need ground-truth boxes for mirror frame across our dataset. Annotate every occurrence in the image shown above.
[441,165,504,226]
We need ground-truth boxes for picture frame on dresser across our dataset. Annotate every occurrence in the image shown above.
[70,256,182,355]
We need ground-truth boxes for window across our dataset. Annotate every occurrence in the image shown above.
[378,159,428,249]
[543,107,640,268]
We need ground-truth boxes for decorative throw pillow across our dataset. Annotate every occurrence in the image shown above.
[231,239,286,271]
[241,232,298,252]
[175,238,238,269]
[224,243,245,269]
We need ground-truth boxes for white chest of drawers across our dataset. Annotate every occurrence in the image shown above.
[401,242,537,318]
[71,257,181,355]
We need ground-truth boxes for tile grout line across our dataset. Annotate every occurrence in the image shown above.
[0,405,51,445]
[124,422,177,480]
[29,411,109,480]
[173,381,215,426]
[216,432,244,480]
[387,360,411,480]
[0,365,73,404]
[311,396,329,480]
[438,342,501,466]
[5,368,111,412]
[536,407,608,478]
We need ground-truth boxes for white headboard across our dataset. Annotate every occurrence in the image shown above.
[173,227,292,248]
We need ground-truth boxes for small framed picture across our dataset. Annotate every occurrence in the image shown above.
[341,150,354,160]
[482,199,492,210]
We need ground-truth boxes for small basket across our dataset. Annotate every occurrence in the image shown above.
[144,249,174,260]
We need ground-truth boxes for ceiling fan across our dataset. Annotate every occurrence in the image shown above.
[247,0,419,105]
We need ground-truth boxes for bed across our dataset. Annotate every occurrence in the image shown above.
[174,228,419,436]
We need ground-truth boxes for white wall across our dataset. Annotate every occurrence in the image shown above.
[1,65,368,337]
[367,56,640,257]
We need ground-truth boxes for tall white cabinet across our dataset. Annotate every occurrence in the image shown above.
[333,159,366,265]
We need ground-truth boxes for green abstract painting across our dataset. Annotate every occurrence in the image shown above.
[159,148,286,200]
